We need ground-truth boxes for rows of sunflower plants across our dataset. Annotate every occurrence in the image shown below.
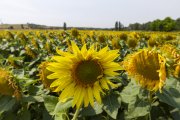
[0,29,179,120]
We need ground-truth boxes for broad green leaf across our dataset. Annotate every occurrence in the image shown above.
[3,113,17,120]
[157,77,180,109]
[80,102,103,116]
[102,92,121,119]
[43,95,58,115]
[53,100,72,120]
[126,96,150,119]
[55,113,68,120]
[54,99,72,114]
[120,80,140,103]
[19,110,31,120]
[0,96,16,114]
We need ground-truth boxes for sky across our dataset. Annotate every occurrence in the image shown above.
[0,0,180,28]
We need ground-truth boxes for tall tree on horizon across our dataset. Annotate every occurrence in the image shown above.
[63,22,67,30]
[118,21,123,30]
[115,21,118,31]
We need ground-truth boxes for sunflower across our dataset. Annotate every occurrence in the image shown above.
[123,49,166,92]
[47,41,121,108]
[39,61,54,88]
[0,68,21,100]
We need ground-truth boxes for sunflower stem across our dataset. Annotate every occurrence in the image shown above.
[148,91,153,120]
[72,108,81,120]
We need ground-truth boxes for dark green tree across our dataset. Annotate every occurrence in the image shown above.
[162,17,176,31]
[175,18,180,30]
[118,21,123,30]
[63,22,67,30]
[115,21,118,31]
[21,24,24,29]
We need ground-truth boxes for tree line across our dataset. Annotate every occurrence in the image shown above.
[116,17,180,31]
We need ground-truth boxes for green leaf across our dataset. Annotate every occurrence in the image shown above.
[80,102,103,116]
[55,113,68,120]
[19,110,31,120]
[43,95,58,115]
[170,108,180,120]
[53,100,72,120]
[0,96,16,114]
[102,92,121,119]
[3,113,17,120]
[126,95,150,119]
[54,99,72,114]
[121,83,150,119]
[157,88,180,109]
[157,77,180,109]
[120,80,140,104]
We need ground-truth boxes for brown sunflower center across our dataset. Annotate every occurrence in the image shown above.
[73,60,103,84]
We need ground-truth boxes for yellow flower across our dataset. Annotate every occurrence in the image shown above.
[123,49,166,92]
[25,46,36,58]
[39,61,54,88]
[160,44,179,77]
[0,68,21,100]
[47,41,121,108]
[111,38,121,49]
[148,35,157,47]
[127,37,138,49]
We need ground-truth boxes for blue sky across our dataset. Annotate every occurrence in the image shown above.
[0,0,180,28]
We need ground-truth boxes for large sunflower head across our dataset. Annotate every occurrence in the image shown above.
[47,41,121,108]
[123,49,166,92]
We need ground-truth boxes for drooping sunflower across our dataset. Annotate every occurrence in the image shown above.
[0,68,21,100]
[123,49,166,92]
[47,41,121,108]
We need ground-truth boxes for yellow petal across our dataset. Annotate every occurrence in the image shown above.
[81,44,88,59]
[76,87,85,108]
[87,86,94,107]
[59,82,75,102]
[56,48,73,57]
[50,76,71,88]
[107,80,119,88]
[84,89,90,107]
[71,41,80,54]
[72,85,82,108]
[52,56,72,64]
[93,82,102,103]
[100,79,109,90]
[104,69,119,76]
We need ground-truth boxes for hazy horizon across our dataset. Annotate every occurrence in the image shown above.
[0,0,180,28]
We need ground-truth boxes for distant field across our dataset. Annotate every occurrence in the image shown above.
[0,24,29,29]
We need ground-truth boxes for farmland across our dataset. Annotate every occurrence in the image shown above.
[0,29,179,120]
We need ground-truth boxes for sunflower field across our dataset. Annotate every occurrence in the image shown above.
[0,29,179,120]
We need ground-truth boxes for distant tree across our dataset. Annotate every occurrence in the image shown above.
[8,26,14,29]
[150,19,162,31]
[63,22,67,30]
[118,21,123,30]
[115,21,118,30]
[129,23,141,30]
[175,18,180,30]
[21,24,24,29]
[162,17,176,31]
